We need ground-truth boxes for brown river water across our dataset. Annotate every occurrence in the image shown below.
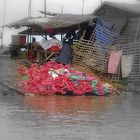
[0,56,140,140]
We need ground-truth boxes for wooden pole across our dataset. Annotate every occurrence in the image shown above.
[61,0,63,14]
[1,0,6,55]
[61,5,63,14]
[28,0,32,18]
[101,0,103,4]
[28,0,32,45]
[44,0,46,17]
[82,0,84,14]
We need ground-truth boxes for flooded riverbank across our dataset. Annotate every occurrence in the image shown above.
[0,56,140,140]
[0,94,140,140]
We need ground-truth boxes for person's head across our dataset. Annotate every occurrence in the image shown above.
[65,32,72,39]
[32,37,36,43]
[49,34,55,39]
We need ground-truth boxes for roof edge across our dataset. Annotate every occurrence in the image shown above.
[92,1,140,16]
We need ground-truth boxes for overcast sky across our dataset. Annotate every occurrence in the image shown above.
[0,0,139,45]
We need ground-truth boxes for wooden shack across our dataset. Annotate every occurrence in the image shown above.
[72,2,140,82]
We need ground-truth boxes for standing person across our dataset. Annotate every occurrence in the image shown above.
[56,31,76,65]
[30,37,37,62]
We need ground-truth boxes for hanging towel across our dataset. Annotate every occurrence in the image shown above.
[108,50,123,74]
[121,54,134,78]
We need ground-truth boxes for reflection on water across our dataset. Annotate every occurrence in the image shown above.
[24,96,116,116]
[1,93,140,140]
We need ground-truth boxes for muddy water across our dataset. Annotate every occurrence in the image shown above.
[0,94,140,140]
[0,56,140,140]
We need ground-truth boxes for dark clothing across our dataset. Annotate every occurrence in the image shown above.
[63,31,76,46]
[56,43,72,65]
[83,24,95,40]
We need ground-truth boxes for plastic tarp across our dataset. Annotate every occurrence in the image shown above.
[38,38,62,50]
[95,24,118,46]
[96,17,114,31]
[96,16,127,35]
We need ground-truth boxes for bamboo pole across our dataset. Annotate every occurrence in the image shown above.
[44,0,46,17]
[82,0,84,14]
[1,0,7,56]
[28,0,32,18]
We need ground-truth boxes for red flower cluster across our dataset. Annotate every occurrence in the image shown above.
[18,61,109,95]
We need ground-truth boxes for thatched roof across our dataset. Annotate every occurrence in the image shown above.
[6,14,93,31]
[5,16,51,29]
[18,24,83,35]
[40,14,93,29]
[93,2,140,16]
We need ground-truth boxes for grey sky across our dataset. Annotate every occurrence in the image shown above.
[0,0,139,45]
[0,0,100,25]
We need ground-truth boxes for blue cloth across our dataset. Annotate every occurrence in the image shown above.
[96,17,114,31]
[95,24,118,46]
[95,17,118,46]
